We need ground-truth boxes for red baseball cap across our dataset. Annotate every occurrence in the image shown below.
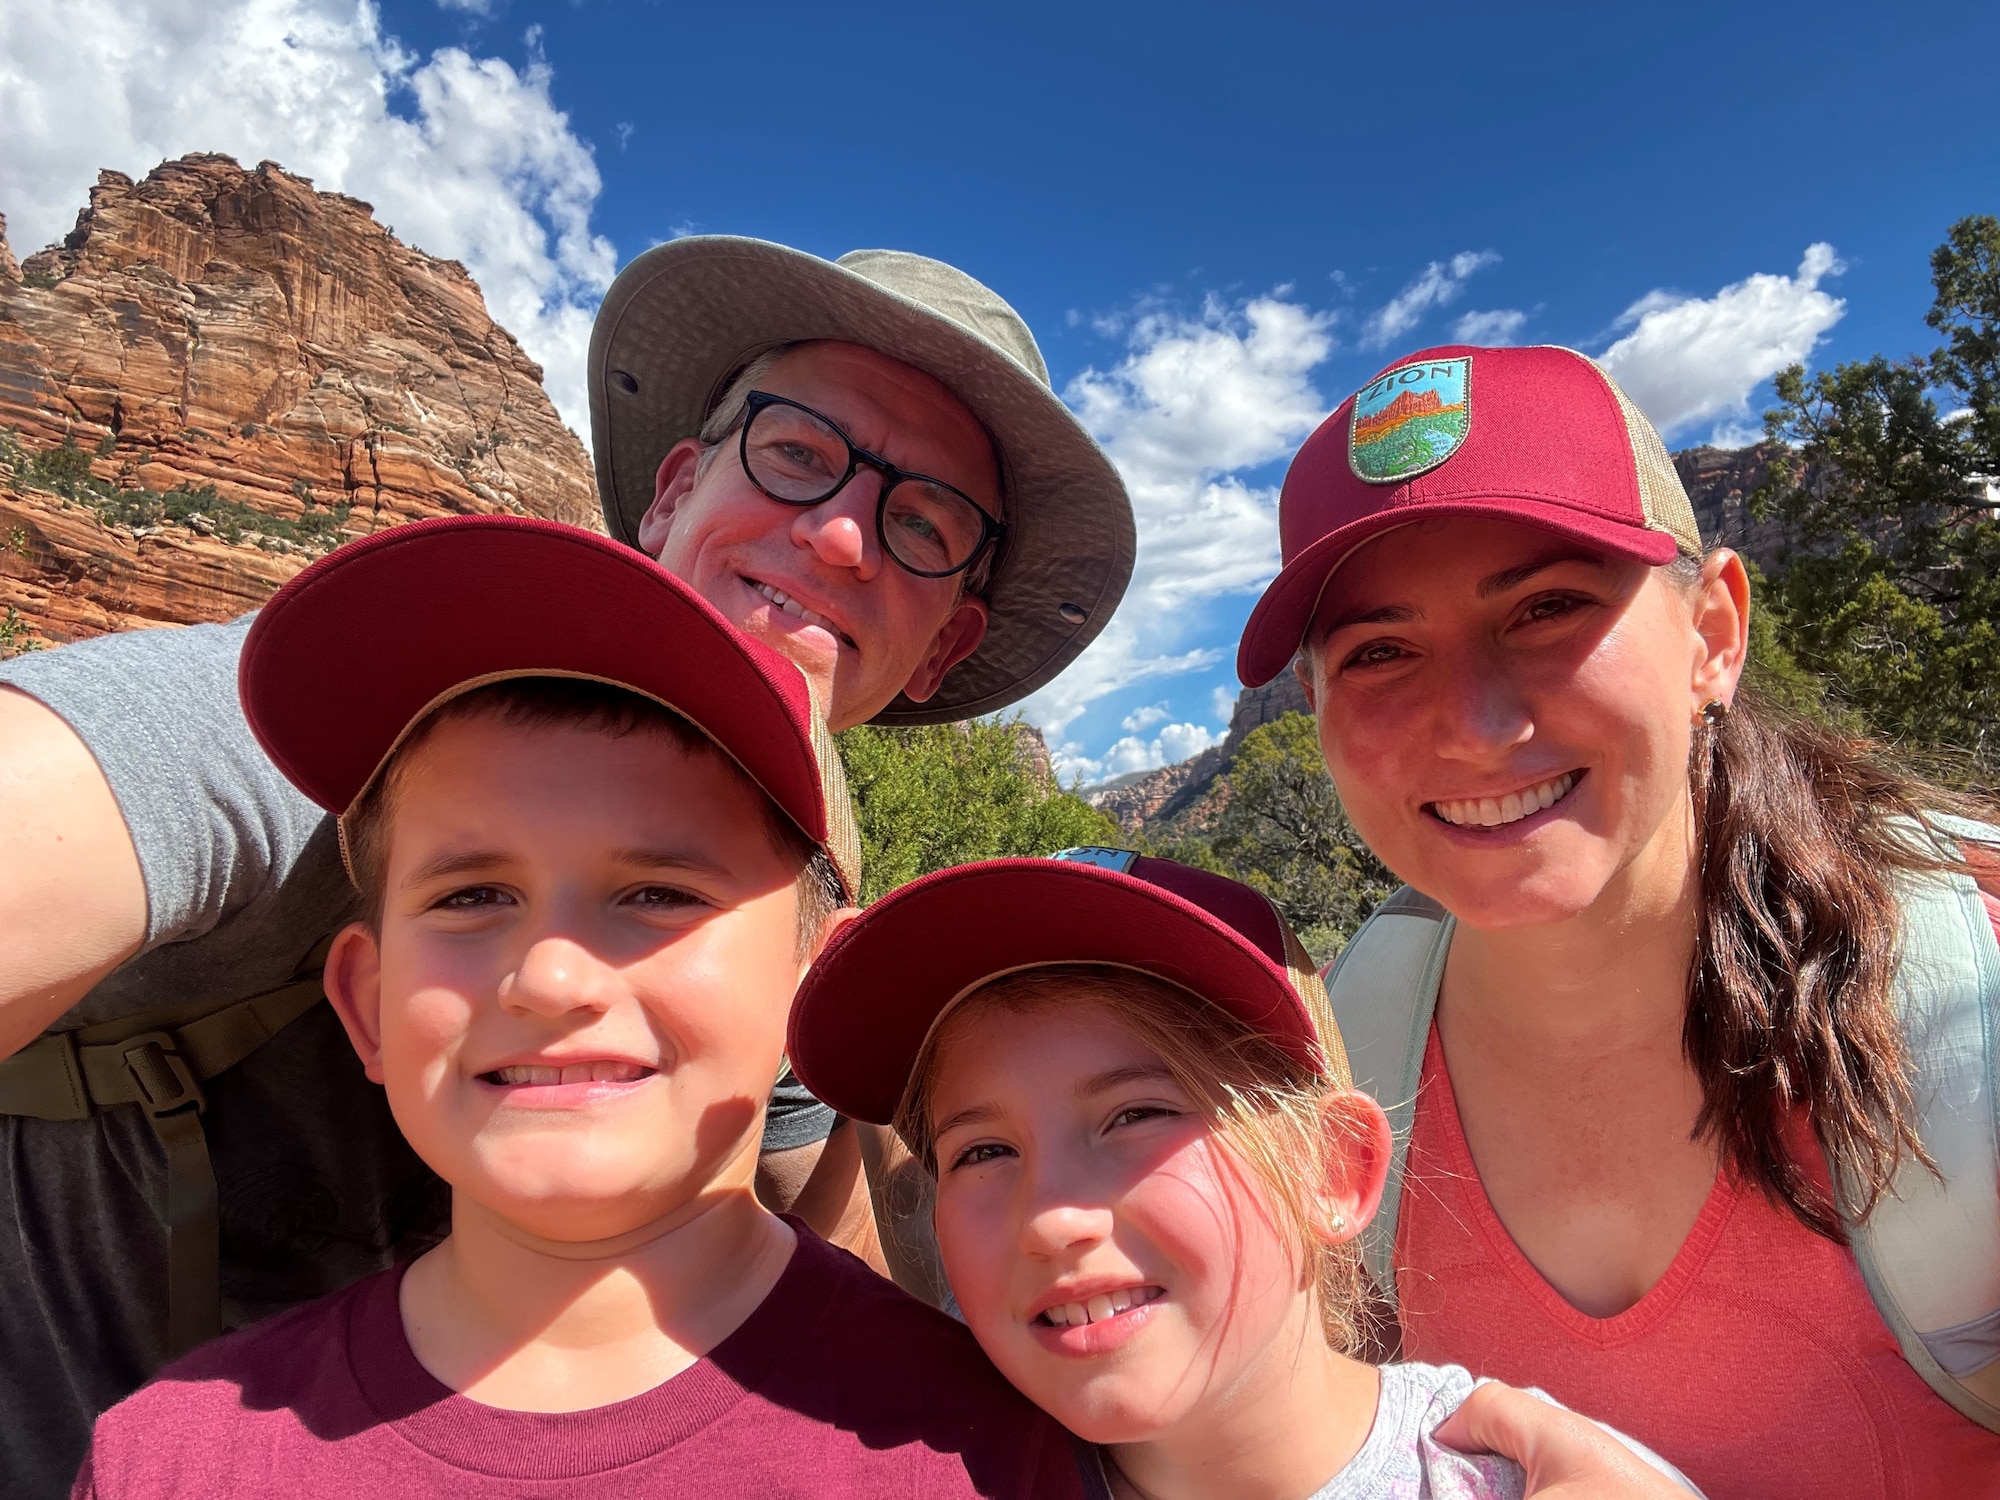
[239,515,860,899]
[1237,344,1703,687]
[786,848,1351,1127]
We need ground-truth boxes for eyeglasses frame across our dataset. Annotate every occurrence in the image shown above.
[734,390,1007,580]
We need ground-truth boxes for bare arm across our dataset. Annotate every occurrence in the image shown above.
[757,1122,888,1275]
[0,685,146,1058]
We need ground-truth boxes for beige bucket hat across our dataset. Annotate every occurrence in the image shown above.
[587,236,1135,725]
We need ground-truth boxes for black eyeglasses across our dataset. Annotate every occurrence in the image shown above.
[734,391,1006,579]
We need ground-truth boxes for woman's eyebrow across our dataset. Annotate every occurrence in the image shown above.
[1318,601,1419,636]
[1476,548,1610,598]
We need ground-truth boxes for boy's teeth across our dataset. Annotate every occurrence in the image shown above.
[492,1062,648,1085]
[1431,772,1576,828]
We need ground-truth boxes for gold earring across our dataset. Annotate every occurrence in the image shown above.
[1699,699,1729,727]
[1329,1213,1347,1234]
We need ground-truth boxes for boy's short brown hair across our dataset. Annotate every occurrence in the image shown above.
[341,676,844,952]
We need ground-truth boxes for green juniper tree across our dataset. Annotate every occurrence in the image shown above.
[1147,713,1396,964]
[1757,215,2000,771]
[837,717,1119,904]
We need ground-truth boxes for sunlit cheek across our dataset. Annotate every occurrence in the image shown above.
[932,1181,1015,1334]
[382,984,478,1099]
[1146,1145,1298,1347]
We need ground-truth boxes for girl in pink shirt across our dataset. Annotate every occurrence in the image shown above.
[1231,341,2000,1497]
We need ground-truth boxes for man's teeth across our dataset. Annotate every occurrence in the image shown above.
[1040,1286,1162,1327]
[1431,772,1577,828]
[749,580,839,635]
[490,1062,649,1085]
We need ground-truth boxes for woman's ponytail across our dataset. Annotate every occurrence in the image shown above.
[1686,684,1993,1237]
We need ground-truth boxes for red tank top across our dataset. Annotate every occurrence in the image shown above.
[1395,1023,2000,1498]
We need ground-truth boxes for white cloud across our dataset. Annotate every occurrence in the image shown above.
[1157,720,1219,763]
[1211,683,1237,724]
[1025,293,1335,768]
[1122,702,1170,732]
[1452,307,1528,345]
[1362,250,1499,349]
[1594,244,1845,443]
[1065,721,1221,784]
[435,0,493,13]
[0,0,612,439]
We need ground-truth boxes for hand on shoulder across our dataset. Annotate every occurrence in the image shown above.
[1434,1382,1699,1497]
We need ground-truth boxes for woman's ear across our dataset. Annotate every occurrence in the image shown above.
[1315,1089,1394,1244]
[1689,548,1751,715]
[322,921,388,1084]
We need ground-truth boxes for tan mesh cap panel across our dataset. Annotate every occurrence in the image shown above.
[1596,365,1704,556]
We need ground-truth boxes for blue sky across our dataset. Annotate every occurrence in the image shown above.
[4,0,1994,779]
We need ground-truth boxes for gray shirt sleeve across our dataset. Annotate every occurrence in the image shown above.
[0,616,356,1026]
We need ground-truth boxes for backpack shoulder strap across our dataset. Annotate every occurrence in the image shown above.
[1323,885,1455,1316]
[1842,814,2000,1432]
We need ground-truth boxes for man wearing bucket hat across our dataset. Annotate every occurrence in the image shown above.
[0,237,1132,1496]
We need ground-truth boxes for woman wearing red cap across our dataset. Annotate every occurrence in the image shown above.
[1236,343,2000,1498]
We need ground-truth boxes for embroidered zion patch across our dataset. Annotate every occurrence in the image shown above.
[1349,357,1471,483]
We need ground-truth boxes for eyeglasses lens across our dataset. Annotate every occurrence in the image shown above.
[881,484,988,575]
[744,401,849,503]
[745,399,991,575]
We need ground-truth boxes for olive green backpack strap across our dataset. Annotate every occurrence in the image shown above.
[1320,885,1455,1319]
[0,968,326,1356]
[1840,814,2000,1433]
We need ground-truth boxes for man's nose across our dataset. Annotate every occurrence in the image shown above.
[500,934,621,1019]
[792,473,882,576]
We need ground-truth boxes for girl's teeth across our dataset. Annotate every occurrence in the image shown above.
[1043,1288,1158,1327]
[1432,772,1576,828]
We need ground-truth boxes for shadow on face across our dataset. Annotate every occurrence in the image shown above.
[1298,515,1710,931]
[637,341,997,731]
[325,713,809,1244]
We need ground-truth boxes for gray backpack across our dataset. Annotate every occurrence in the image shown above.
[1326,814,2000,1432]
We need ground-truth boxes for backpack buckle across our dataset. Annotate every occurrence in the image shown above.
[120,1033,205,1119]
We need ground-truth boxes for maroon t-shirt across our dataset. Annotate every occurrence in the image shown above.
[73,1224,1082,1498]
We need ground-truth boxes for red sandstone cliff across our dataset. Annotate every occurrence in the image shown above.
[0,154,597,651]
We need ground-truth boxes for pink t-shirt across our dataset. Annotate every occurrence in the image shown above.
[1396,1023,2000,1500]
[72,1223,1084,1498]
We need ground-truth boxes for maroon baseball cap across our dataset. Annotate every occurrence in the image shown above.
[1237,344,1703,687]
[239,515,860,899]
[787,848,1350,1127]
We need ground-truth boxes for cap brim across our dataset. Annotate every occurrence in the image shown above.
[787,859,1320,1126]
[589,237,1135,724]
[1237,498,1682,687]
[239,516,843,877]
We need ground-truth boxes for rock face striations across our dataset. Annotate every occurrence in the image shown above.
[0,155,597,649]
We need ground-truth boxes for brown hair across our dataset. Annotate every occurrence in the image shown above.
[1674,557,1998,1238]
[342,676,844,952]
[894,964,1370,1354]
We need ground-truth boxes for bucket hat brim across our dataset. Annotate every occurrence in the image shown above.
[588,237,1136,726]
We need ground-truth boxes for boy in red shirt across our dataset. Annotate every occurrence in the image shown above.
[70,516,1082,1499]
